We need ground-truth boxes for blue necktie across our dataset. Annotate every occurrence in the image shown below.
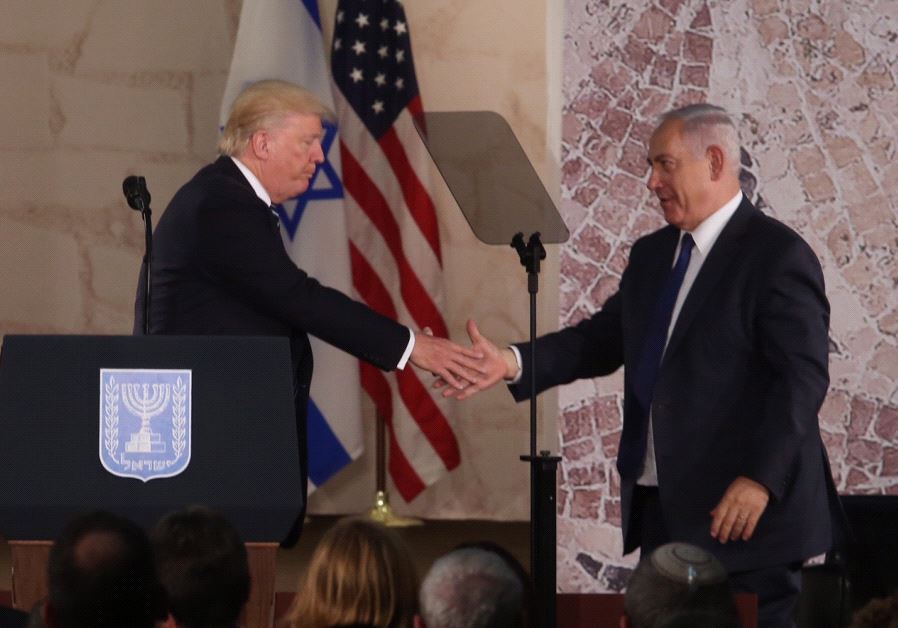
[619,233,695,478]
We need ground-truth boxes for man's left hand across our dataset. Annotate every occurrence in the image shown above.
[710,476,770,543]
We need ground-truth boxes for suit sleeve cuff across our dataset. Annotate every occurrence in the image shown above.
[396,328,415,370]
[508,345,523,383]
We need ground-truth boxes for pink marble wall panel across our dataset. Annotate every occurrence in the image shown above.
[561,0,898,591]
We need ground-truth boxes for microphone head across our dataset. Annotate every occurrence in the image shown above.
[123,175,150,211]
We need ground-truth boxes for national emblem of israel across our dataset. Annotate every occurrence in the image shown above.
[100,369,191,481]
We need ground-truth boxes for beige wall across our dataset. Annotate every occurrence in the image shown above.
[0,1,560,521]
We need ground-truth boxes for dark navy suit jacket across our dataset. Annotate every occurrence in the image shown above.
[511,197,841,572]
[134,156,409,521]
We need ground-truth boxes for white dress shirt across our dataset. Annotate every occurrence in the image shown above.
[637,190,743,485]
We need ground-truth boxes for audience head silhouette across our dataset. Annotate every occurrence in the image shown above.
[153,506,250,628]
[44,510,163,628]
[417,546,525,628]
[622,542,739,628]
[282,517,418,628]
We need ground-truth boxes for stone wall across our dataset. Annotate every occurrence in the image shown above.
[559,0,898,591]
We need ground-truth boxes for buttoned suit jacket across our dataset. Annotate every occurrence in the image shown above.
[511,197,841,572]
[134,156,409,519]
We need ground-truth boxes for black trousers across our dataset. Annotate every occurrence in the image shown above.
[730,563,802,628]
[632,485,802,628]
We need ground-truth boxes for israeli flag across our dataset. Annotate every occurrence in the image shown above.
[219,0,363,490]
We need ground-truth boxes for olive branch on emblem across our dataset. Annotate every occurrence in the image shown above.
[170,377,187,462]
[104,377,120,463]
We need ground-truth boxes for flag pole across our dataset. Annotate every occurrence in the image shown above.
[367,413,422,527]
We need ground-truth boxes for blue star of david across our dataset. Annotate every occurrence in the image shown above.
[275,120,344,240]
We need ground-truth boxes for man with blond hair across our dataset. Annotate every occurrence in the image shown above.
[135,80,483,543]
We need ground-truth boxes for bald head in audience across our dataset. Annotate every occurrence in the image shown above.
[44,511,163,628]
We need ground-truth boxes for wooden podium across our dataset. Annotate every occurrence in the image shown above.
[0,335,305,628]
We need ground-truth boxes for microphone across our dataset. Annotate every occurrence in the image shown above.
[122,175,151,212]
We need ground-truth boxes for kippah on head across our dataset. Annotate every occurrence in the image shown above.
[650,542,727,589]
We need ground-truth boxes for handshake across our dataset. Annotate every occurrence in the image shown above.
[408,320,519,400]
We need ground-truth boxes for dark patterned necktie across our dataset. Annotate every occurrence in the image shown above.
[619,233,695,478]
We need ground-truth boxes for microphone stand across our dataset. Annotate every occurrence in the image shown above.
[122,176,153,335]
[411,110,570,628]
[513,231,561,628]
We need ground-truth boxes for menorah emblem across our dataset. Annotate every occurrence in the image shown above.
[122,382,171,454]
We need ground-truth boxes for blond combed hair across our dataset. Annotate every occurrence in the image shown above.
[218,79,334,157]
[281,517,419,628]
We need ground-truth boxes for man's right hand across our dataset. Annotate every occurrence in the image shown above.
[434,319,519,400]
[410,331,485,391]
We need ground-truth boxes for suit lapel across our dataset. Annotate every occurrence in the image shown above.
[661,197,757,363]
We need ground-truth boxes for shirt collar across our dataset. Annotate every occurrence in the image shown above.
[230,156,272,207]
[684,190,743,256]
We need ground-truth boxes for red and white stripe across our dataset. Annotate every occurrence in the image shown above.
[334,90,460,501]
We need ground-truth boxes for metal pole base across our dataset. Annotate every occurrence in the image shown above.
[521,452,561,628]
[367,490,423,527]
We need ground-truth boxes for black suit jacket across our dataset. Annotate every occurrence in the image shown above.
[511,197,840,572]
[134,157,409,517]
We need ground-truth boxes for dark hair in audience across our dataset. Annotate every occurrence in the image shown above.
[46,510,163,628]
[419,547,525,628]
[152,506,250,628]
[624,543,738,628]
[850,591,898,628]
[282,517,418,628]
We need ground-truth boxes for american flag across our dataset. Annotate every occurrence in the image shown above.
[331,0,460,501]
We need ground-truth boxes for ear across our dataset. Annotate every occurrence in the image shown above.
[249,130,271,160]
[706,145,726,180]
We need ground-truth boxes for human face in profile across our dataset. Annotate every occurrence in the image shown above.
[646,119,719,232]
[259,113,325,204]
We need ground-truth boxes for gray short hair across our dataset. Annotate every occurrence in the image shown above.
[659,104,741,176]
[419,548,524,628]
[218,79,334,156]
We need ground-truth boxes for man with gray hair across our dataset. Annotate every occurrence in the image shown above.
[416,547,525,628]
[450,104,842,627]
